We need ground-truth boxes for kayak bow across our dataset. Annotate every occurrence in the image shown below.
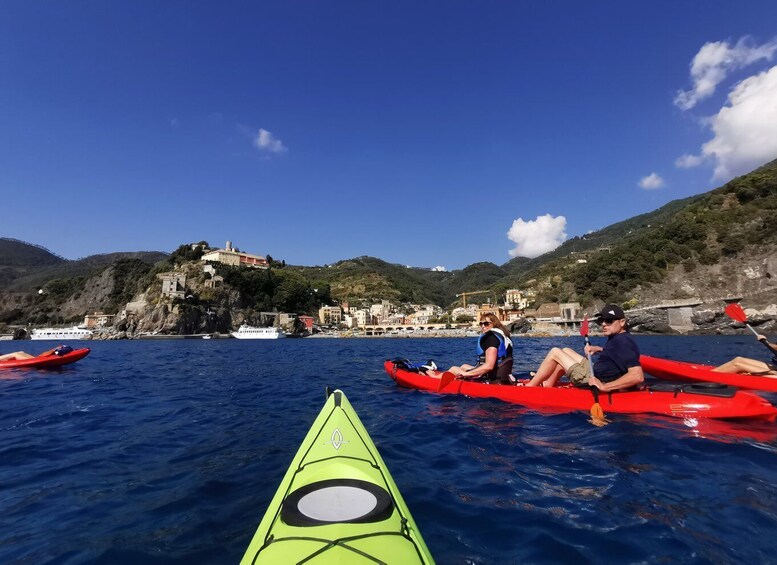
[641,355,777,392]
[241,388,434,564]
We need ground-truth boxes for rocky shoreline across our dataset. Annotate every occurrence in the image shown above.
[7,305,776,341]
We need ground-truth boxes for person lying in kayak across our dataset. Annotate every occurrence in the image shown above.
[0,351,35,361]
[446,312,514,384]
[526,304,644,391]
[712,335,777,375]
[0,346,71,361]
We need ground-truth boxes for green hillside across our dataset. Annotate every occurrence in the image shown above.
[511,158,777,304]
[1,158,776,326]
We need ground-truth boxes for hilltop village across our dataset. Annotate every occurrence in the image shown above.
[120,239,584,339]
[4,240,589,340]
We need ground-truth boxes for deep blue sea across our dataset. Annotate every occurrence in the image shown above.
[3,335,777,564]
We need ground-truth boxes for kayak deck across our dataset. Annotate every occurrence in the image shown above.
[385,360,777,420]
[641,355,777,392]
[241,389,433,564]
[0,348,90,369]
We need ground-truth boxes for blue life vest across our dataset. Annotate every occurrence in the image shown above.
[476,330,510,361]
[475,329,514,383]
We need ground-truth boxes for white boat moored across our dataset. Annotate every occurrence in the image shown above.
[230,324,286,340]
[30,326,93,340]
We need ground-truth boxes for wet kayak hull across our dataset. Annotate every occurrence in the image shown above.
[640,355,777,392]
[384,360,777,420]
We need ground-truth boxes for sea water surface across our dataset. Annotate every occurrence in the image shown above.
[2,335,777,564]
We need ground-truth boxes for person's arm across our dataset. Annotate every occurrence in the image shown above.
[460,347,498,379]
[584,344,603,356]
[757,335,777,353]
[589,365,644,392]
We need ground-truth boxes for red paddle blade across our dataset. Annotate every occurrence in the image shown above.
[580,317,589,337]
[725,303,747,323]
[437,371,456,392]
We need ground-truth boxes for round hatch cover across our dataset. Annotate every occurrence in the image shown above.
[281,478,394,526]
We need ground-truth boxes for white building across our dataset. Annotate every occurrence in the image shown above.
[370,300,393,322]
[353,309,373,327]
[505,289,530,310]
[201,241,269,269]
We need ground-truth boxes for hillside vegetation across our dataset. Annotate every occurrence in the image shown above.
[1,158,776,327]
[516,159,777,305]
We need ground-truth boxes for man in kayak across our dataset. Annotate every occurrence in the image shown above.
[526,304,644,391]
[446,312,514,384]
[713,334,777,375]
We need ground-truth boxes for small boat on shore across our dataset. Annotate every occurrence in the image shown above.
[231,324,286,340]
[30,326,93,340]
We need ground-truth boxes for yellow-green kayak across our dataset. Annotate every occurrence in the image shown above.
[241,389,434,564]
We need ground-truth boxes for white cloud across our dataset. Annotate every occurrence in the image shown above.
[638,172,665,190]
[431,266,447,272]
[697,65,777,180]
[507,214,567,259]
[253,128,287,154]
[675,154,704,169]
[674,37,777,110]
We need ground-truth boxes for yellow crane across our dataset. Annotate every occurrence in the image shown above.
[455,290,492,307]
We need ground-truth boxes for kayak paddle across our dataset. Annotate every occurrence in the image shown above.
[437,371,457,392]
[580,317,606,424]
[724,303,777,360]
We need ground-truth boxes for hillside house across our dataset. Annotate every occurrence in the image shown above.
[318,305,343,325]
[84,312,116,329]
[159,272,186,299]
[536,303,562,320]
[201,241,269,269]
[505,289,531,309]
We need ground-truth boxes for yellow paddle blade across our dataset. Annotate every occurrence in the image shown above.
[589,403,608,427]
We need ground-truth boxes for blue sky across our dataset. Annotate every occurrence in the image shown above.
[2,1,776,270]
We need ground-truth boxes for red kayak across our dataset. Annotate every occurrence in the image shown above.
[0,348,91,369]
[384,360,777,420]
[641,355,777,392]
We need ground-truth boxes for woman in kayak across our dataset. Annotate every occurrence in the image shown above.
[526,304,644,391]
[446,312,514,384]
[713,334,777,375]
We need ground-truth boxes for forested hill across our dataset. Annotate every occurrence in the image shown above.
[504,157,777,305]
[0,238,167,292]
[287,158,777,307]
[0,238,65,267]
[1,157,776,325]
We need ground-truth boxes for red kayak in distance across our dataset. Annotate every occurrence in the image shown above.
[0,348,91,370]
[384,360,777,420]
[640,355,777,393]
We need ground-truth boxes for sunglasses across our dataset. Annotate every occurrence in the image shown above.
[600,318,621,325]
[479,321,492,327]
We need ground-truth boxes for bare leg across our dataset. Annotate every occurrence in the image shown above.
[527,347,585,387]
[0,351,34,361]
[713,357,774,375]
[447,364,475,377]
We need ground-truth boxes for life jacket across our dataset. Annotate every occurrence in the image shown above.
[476,329,514,383]
[52,345,74,356]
